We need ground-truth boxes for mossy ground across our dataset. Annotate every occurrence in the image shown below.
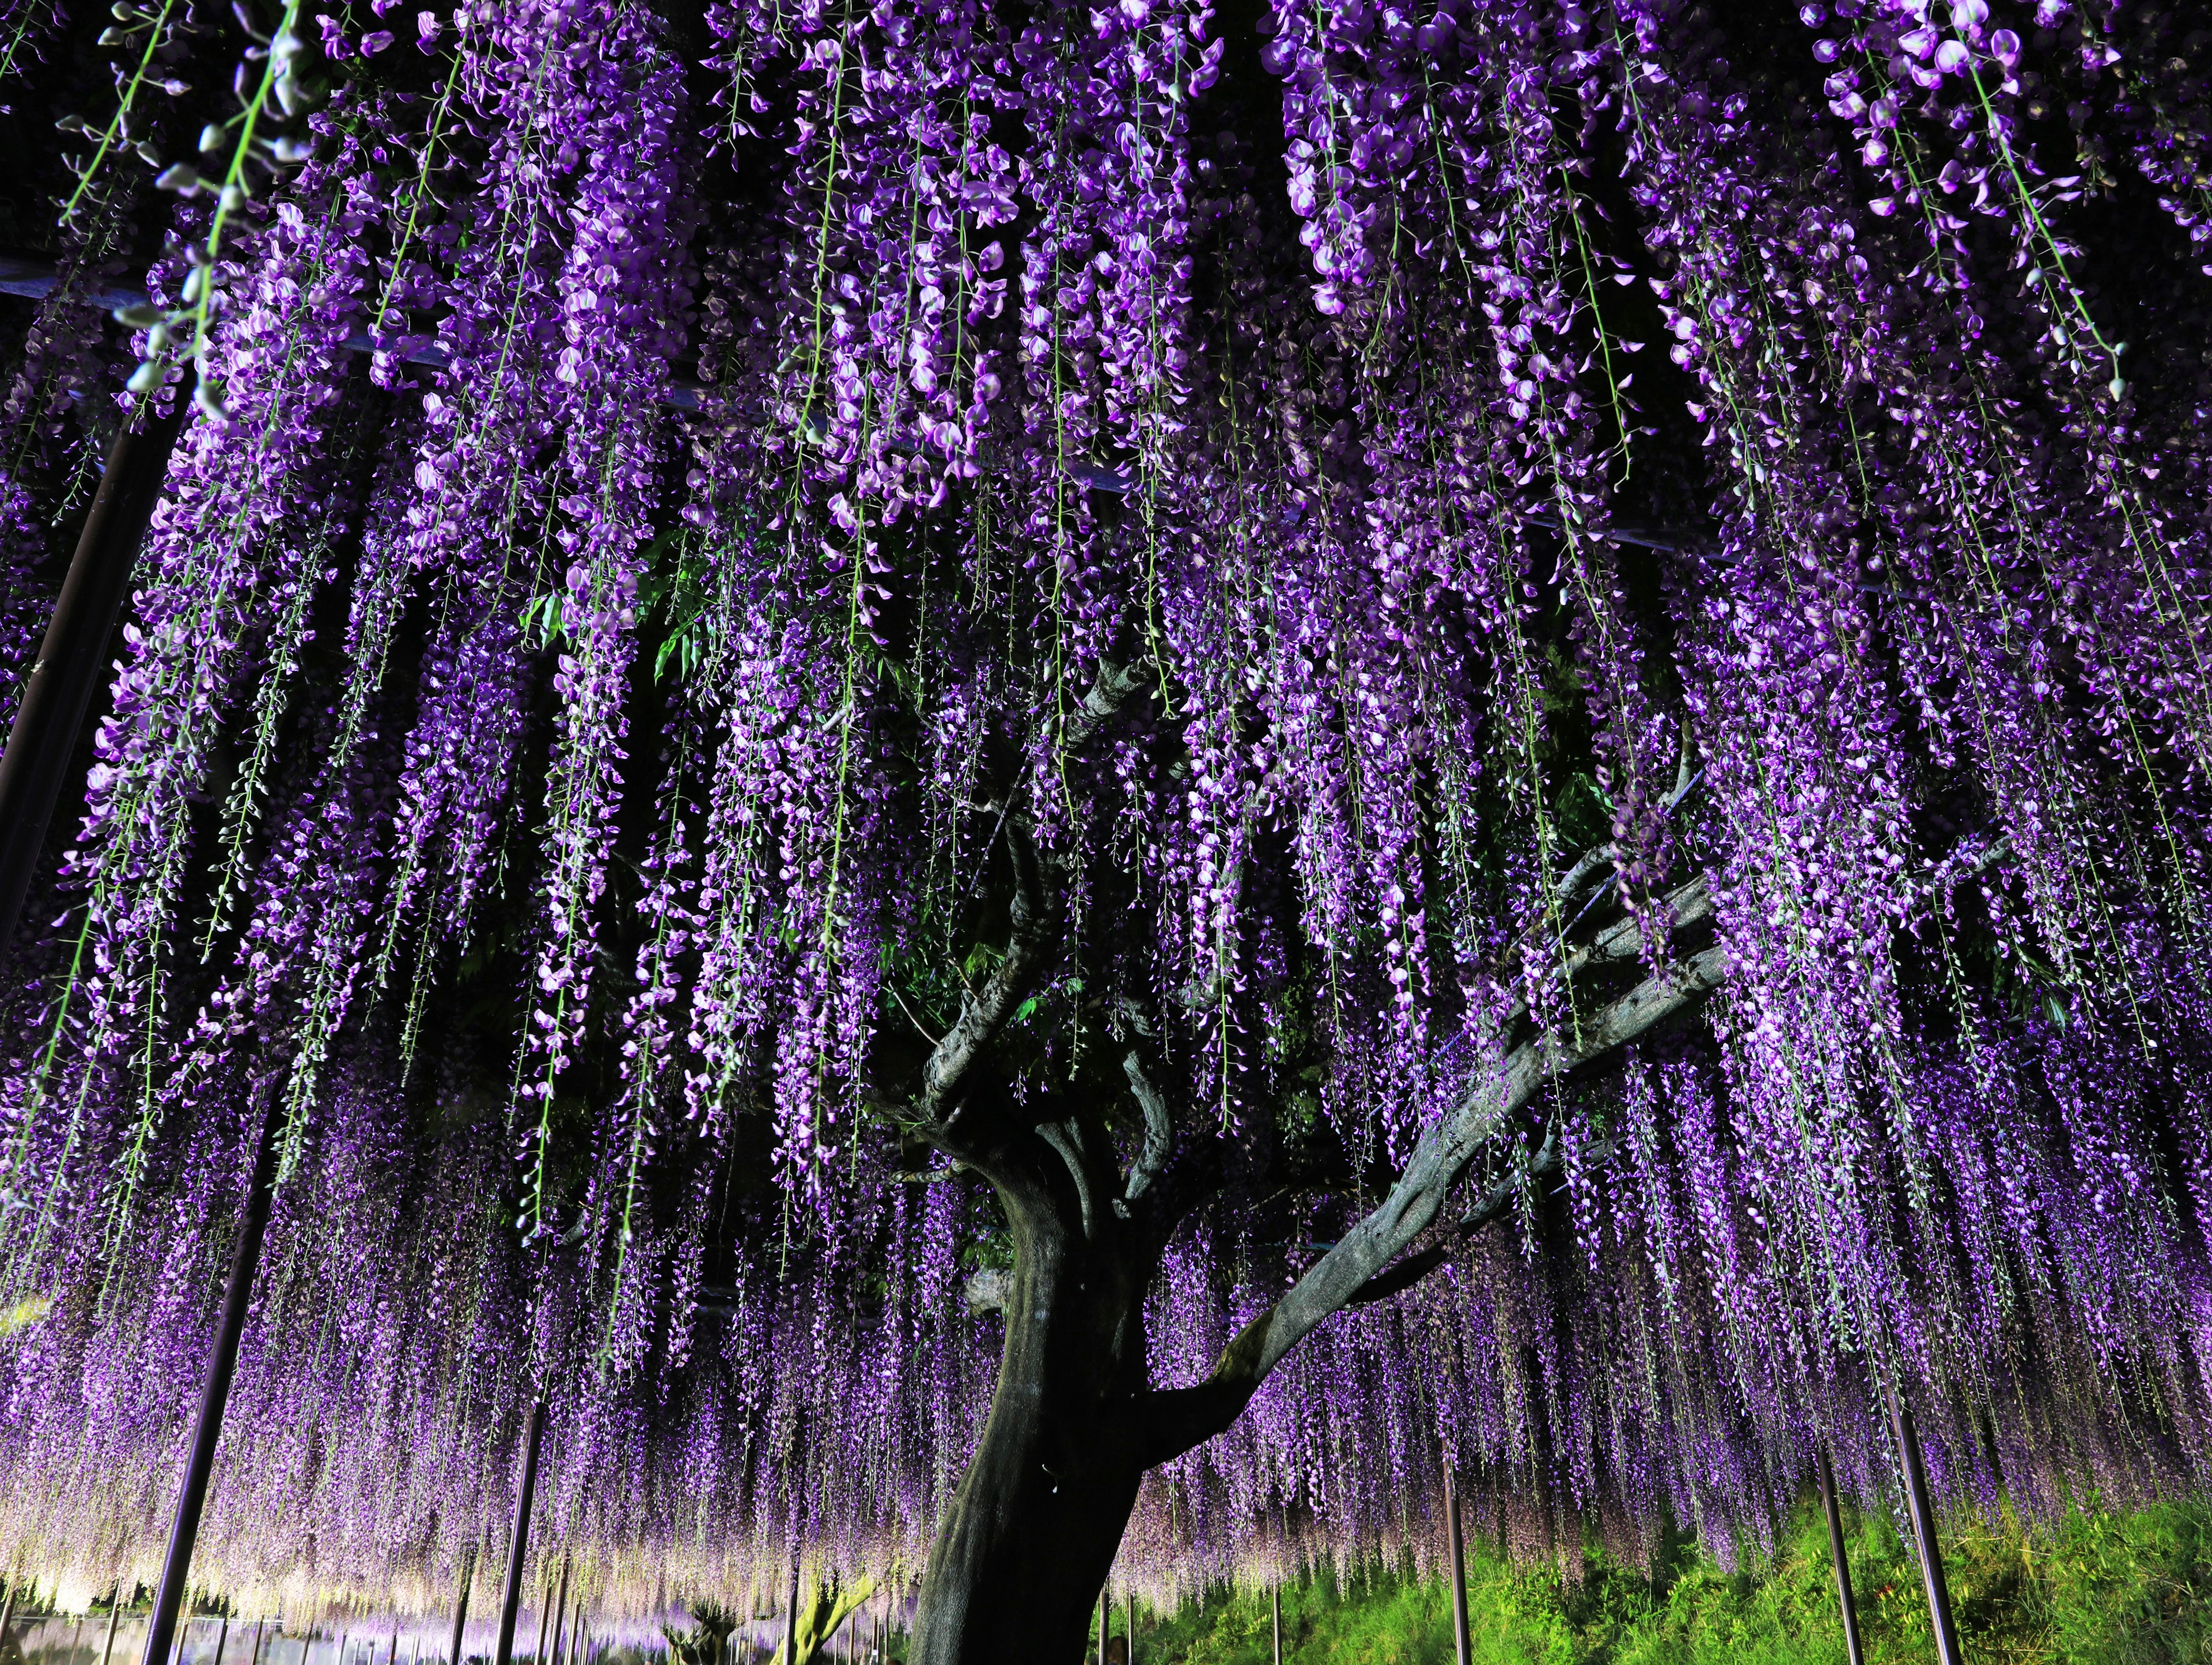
[1123,1499,2212,1665]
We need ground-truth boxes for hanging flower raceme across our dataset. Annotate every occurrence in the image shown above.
[512,0,694,1238]
[0,112,380,1299]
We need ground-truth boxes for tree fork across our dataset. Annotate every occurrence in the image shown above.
[908,832,1726,1661]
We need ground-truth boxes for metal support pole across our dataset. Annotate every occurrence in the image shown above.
[213,1617,231,1665]
[1817,1448,1866,1665]
[1096,1586,1107,1665]
[530,1581,551,1665]
[1269,1587,1280,1665]
[0,384,190,959]
[248,1622,266,1665]
[781,1560,799,1665]
[98,1587,122,1665]
[492,1402,547,1665]
[136,1095,285,1665]
[449,1547,476,1665]
[546,1564,570,1665]
[1124,1591,1134,1665]
[1445,1466,1471,1665]
[1888,1388,1964,1665]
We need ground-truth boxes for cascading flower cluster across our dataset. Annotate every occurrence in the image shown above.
[3,0,2212,1621]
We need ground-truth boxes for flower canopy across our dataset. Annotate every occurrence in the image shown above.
[2,0,2212,1624]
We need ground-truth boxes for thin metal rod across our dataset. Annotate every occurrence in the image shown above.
[1096,1585,1107,1665]
[99,1586,122,1665]
[0,383,190,959]
[1269,1587,1280,1665]
[214,1617,231,1665]
[531,1580,551,1665]
[449,1547,476,1665]
[492,1402,548,1665]
[1124,1591,1134,1665]
[781,1560,799,1665]
[248,1622,266,1665]
[136,1097,284,1665]
[1445,1466,1472,1665]
[1817,1448,1866,1665]
[1888,1388,1964,1665]
[546,1563,570,1665]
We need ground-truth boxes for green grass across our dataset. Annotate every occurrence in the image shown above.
[1128,1497,2212,1665]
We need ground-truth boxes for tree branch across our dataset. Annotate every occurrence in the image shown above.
[921,822,1055,1132]
[920,657,1153,1143]
[1342,1123,1562,1308]
[1059,655,1151,756]
[1502,873,1713,1031]
[1137,938,1728,1466]
[1122,1050,1176,1208]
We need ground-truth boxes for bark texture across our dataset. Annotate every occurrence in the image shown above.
[909,1105,1157,1665]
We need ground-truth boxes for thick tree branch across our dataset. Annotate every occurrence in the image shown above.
[1059,655,1150,756]
[1137,937,1728,1466]
[1342,1123,1562,1308]
[920,657,1153,1136]
[1122,1051,1176,1208]
[922,823,1055,1131]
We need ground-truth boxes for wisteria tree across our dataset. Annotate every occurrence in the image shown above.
[2,0,2212,1662]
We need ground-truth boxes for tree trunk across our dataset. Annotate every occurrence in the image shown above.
[900,865,1726,1662]
[910,1114,1155,1665]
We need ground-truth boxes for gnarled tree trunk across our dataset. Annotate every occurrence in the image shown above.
[901,777,1726,1664]
[910,1108,1157,1665]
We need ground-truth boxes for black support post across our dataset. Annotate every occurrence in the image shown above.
[0,387,190,959]
[1444,1466,1472,1665]
[492,1402,547,1665]
[136,1095,285,1665]
[1816,1448,1866,1665]
[449,1546,476,1665]
[98,1585,122,1665]
[545,1561,570,1665]
[1888,1389,1964,1665]
[781,1560,800,1665]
